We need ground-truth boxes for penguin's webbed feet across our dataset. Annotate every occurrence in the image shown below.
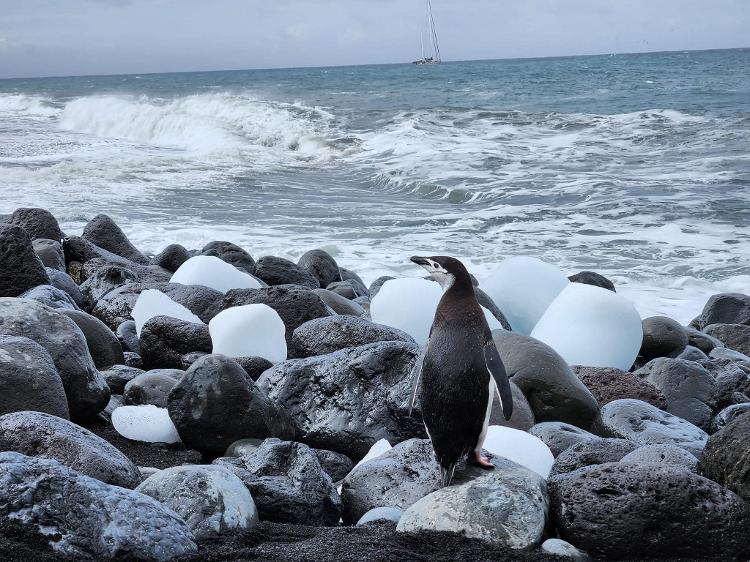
[470,450,495,469]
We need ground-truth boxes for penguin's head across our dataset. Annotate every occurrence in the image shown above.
[410,255,470,290]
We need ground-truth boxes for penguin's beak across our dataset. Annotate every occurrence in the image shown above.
[410,256,430,267]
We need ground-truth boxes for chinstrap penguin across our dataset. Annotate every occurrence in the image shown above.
[409,255,513,487]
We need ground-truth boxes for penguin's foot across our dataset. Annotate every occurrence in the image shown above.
[470,450,495,469]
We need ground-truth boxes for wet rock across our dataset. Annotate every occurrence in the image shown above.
[703,323,750,355]
[327,279,368,299]
[232,356,274,381]
[201,241,256,274]
[635,358,717,430]
[0,225,50,297]
[33,238,65,270]
[0,335,69,419]
[670,345,708,362]
[490,381,535,431]
[529,422,598,458]
[140,315,212,370]
[124,351,143,369]
[79,261,139,308]
[258,342,423,460]
[550,462,748,560]
[45,268,84,307]
[594,399,708,455]
[620,444,698,471]
[573,365,667,409]
[21,284,80,310]
[700,357,750,410]
[101,364,144,394]
[0,411,141,488]
[60,309,124,369]
[123,371,180,407]
[709,346,750,365]
[341,438,440,525]
[640,316,688,359]
[686,325,724,354]
[117,319,140,353]
[541,538,592,561]
[225,438,264,458]
[492,330,599,428]
[699,292,750,328]
[92,282,222,330]
[210,285,332,346]
[710,403,750,433]
[8,208,62,241]
[0,452,196,560]
[397,456,548,550]
[215,438,341,526]
[291,315,414,358]
[168,354,296,455]
[298,249,340,288]
[82,214,149,264]
[314,448,354,482]
[313,288,366,316]
[152,244,190,273]
[568,270,615,292]
[255,255,320,289]
[550,438,638,477]
[0,298,109,421]
[698,414,750,500]
[136,465,258,539]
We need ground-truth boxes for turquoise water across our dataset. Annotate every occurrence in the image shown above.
[1,49,749,321]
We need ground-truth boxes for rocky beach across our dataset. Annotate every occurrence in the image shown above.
[0,207,748,561]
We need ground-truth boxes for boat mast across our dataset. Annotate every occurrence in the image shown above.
[427,0,441,62]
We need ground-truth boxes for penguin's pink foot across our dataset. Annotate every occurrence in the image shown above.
[471,451,495,469]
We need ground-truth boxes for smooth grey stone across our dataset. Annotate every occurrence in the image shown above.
[21,284,80,310]
[551,438,638,477]
[568,271,615,292]
[136,465,258,539]
[255,255,320,289]
[698,293,750,328]
[201,240,256,274]
[60,309,124,369]
[529,422,598,457]
[313,288,367,316]
[45,268,84,307]
[620,444,698,471]
[541,538,592,561]
[297,249,340,288]
[356,506,403,526]
[640,316,688,360]
[152,244,190,273]
[33,238,65,270]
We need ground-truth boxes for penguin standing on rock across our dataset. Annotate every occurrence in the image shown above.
[409,256,513,487]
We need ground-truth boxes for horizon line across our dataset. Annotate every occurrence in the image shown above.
[1,45,748,82]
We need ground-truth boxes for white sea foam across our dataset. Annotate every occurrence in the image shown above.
[0,94,59,118]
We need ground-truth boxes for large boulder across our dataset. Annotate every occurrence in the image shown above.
[254,255,320,289]
[7,208,62,241]
[529,422,598,458]
[341,438,440,525]
[209,285,332,346]
[0,335,69,418]
[492,330,599,428]
[214,438,341,526]
[0,452,196,560]
[640,316,688,360]
[573,365,667,409]
[595,399,708,455]
[550,438,638,477]
[699,293,750,328]
[140,315,212,370]
[698,414,750,501]
[0,411,141,488]
[20,284,80,310]
[92,282,222,330]
[291,315,414,358]
[258,342,423,460]
[635,358,717,430]
[0,298,109,421]
[550,462,748,559]
[703,323,750,355]
[0,225,50,297]
[136,465,258,539]
[82,214,150,264]
[397,456,549,550]
[297,249,340,288]
[168,354,295,455]
[60,309,125,369]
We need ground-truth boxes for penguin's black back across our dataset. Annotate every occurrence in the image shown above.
[421,280,492,473]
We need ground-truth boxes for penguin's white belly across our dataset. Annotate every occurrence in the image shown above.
[474,376,496,452]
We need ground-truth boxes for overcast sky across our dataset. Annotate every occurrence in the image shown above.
[0,0,748,79]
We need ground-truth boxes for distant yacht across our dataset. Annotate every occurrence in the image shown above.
[413,0,441,65]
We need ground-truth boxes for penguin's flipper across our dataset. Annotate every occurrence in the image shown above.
[407,344,427,417]
[483,341,513,421]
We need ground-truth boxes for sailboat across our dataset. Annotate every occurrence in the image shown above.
[413,0,441,65]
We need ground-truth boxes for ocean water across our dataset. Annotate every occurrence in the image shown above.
[1,49,749,322]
